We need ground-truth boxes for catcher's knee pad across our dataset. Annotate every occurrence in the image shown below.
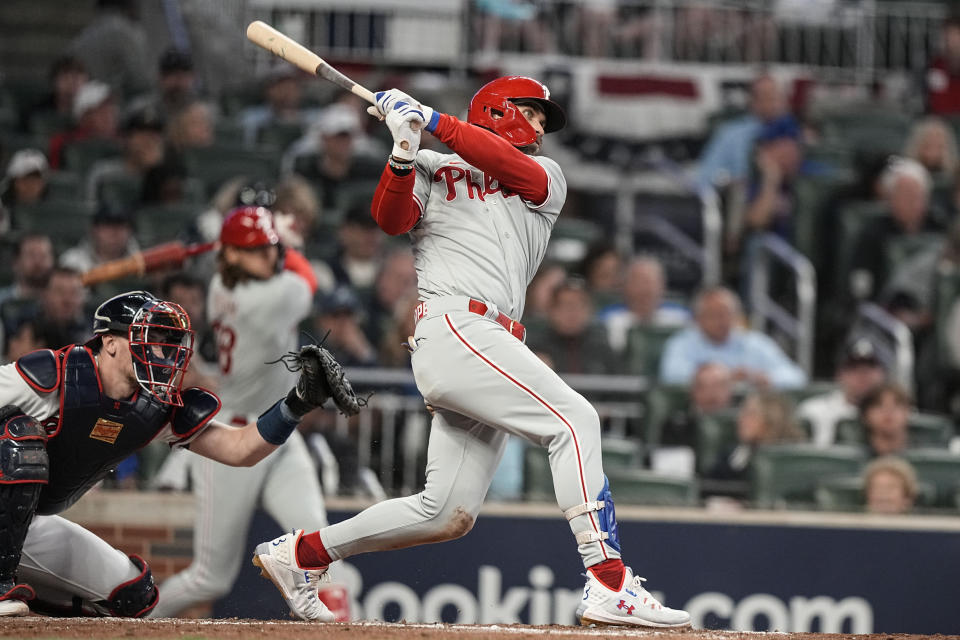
[0,406,48,583]
[106,555,158,617]
[564,475,621,553]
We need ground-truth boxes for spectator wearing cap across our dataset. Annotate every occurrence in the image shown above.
[0,150,50,232]
[849,158,944,303]
[86,106,166,203]
[797,338,889,447]
[0,234,55,308]
[240,65,318,147]
[60,204,139,274]
[291,102,384,214]
[697,74,788,190]
[312,285,378,367]
[48,80,119,169]
[526,278,617,375]
[659,285,807,389]
[128,48,199,119]
[68,0,153,97]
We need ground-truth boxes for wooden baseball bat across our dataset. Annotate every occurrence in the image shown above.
[82,241,216,286]
[245,20,414,148]
[246,21,376,103]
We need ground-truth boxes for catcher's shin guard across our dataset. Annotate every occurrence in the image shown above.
[0,406,49,603]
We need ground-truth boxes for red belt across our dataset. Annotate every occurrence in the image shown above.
[415,298,526,341]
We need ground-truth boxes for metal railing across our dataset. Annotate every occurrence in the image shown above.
[747,233,817,376]
[854,302,915,390]
[334,367,649,495]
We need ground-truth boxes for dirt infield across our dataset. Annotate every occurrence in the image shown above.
[0,618,953,640]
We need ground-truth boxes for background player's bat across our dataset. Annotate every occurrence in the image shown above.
[245,20,414,148]
[81,241,215,286]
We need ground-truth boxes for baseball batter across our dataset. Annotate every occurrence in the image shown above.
[151,206,347,619]
[253,77,691,627]
[0,290,355,617]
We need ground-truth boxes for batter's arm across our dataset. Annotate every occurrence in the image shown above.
[370,164,420,235]
[431,114,549,205]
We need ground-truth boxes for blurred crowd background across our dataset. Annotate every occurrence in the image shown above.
[2,0,960,517]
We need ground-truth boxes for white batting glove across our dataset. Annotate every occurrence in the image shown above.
[386,107,422,161]
[371,89,415,117]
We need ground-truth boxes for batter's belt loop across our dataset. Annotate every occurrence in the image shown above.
[415,298,526,342]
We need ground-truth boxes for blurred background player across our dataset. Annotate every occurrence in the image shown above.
[151,205,348,620]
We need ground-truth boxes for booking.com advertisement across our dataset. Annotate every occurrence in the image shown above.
[219,509,960,634]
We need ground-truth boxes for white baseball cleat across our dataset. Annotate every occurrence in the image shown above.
[252,529,335,622]
[577,566,691,628]
[0,599,29,616]
[0,583,34,617]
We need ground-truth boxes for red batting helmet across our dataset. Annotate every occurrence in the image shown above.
[220,206,279,248]
[467,76,566,147]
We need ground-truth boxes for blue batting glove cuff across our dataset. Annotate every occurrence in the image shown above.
[425,110,440,133]
[256,397,301,445]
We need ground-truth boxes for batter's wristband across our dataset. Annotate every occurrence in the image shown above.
[388,156,414,174]
[256,397,301,445]
[425,110,440,133]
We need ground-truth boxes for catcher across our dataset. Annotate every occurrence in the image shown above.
[0,290,360,617]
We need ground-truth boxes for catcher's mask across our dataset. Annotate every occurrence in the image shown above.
[127,299,194,406]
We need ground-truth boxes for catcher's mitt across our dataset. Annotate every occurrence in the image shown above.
[276,344,364,416]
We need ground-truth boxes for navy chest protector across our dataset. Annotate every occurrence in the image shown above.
[16,346,220,515]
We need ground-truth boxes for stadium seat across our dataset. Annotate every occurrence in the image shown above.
[523,445,553,501]
[97,173,143,210]
[642,385,689,446]
[600,436,643,470]
[750,443,867,509]
[134,203,203,246]
[15,200,95,251]
[884,233,944,281]
[819,109,911,156]
[624,325,680,378]
[605,468,699,507]
[28,110,71,138]
[833,200,888,298]
[835,414,953,448]
[45,171,82,201]
[61,138,123,178]
[932,264,960,370]
[792,173,855,271]
[257,122,306,151]
[901,449,960,507]
[182,146,280,197]
[694,408,740,475]
[783,380,839,405]
[814,475,863,511]
[548,218,603,265]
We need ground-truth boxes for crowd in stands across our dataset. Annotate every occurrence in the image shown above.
[3,0,960,515]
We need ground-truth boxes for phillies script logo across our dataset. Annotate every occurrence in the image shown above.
[434,165,518,202]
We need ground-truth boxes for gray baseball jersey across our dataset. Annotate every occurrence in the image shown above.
[410,149,566,319]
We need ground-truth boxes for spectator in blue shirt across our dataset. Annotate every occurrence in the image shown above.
[696,74,787,191]
[659,286,807,389]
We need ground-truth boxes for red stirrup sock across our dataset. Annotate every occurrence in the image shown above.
[589,558,626,591]
[296,532,332,569]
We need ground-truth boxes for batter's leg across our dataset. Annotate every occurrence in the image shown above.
[415,312,616,568]
[19,515,148,615]
[150,451,268,617]
[317,408,508,561]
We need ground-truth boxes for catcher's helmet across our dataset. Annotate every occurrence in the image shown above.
[467,76,566,147]
[220,206,279,248]
[92,291,194,406]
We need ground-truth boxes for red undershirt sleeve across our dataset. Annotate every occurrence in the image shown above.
[370,164,420,236]
[282,248,318,294]
[431,113,549,205]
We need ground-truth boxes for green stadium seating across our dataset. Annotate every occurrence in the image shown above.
[257,122,305,151]
[134,203,203,246]
[695,408,740,475]
[97,173,143,211]
[642,385,689,446]
[814,475,864,511]
[624,325,680,378]
[61,138,123,178]
[750,443,867,509]
[182,146,280,197]
[606,468,699,507]
[15,200,95,251]
[45,171,81,201]
[600,436,643,470]
[792,173,855,271]
[835,413,954,448]
[932,264,960,370]
[819,109,911,157]
[523,445,553,501]
[833,200,888,298]
[901,449,960,507]
[28,110,71,138]
[884,233,944,282]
